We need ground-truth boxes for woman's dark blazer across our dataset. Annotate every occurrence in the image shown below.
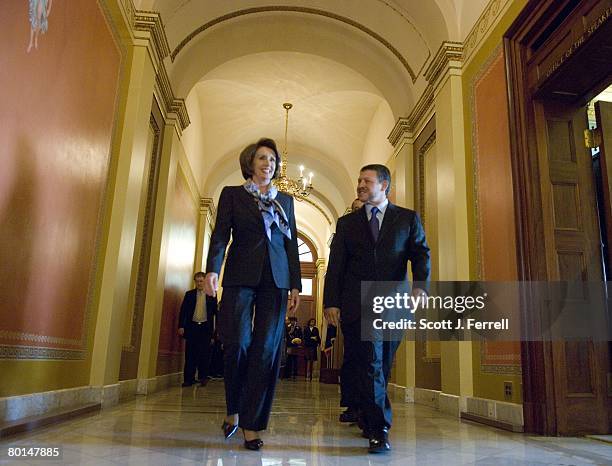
[205,185,301,291]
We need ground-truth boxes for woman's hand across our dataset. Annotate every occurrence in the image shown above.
[288,289,300,315]
[204,272,218,297]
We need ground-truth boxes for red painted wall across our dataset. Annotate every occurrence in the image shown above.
[473,47,521,367]
[157,170,198,375]
[0,1,120,354]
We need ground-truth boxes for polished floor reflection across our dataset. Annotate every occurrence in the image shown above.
[1,379,611,465]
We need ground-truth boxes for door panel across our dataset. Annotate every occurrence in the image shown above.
[536,100,608,434]
[595,100,612,431]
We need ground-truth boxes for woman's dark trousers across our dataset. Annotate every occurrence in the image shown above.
[219,259,287,431]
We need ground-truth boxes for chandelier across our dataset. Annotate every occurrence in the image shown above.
[273,103,313,200]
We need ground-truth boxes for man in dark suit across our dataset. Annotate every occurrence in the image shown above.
[324,164,430,454]
[178,271,217,387]
[338,197,364,423]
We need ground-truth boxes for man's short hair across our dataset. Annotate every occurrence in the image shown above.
[239,138,282,180]
[193,271,206,280]
[360,164,391,195]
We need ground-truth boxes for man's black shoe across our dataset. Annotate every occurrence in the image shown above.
[339,409,359,423]
[199,378,208,387]
[368,430,391,454]
[181,381,194,387]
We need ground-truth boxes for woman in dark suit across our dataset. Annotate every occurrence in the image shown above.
[303,318,320,381]
[204,138,301,450]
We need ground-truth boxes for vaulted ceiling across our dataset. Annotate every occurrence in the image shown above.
[135,0,490,253]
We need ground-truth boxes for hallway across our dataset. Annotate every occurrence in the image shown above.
[1,380,610,465]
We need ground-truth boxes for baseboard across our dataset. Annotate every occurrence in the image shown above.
[461,411,524,432]
[0,403,101,438]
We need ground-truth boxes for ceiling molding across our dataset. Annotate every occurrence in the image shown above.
[133,10,171,62]
[388,85,434,146]
[120,0,191,131]
[423,41,463,87]
[170,6,418,82]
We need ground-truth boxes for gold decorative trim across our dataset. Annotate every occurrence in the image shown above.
[155,69,191,131]
[423,41,463,87]
[463,0,510,64]
[388,86,434,146]
[0,330,81,346]
[0,345,86,360]
[170,6,417,82]
[200,197,217,232]
[417,131,437,226]
[133,10,170,63]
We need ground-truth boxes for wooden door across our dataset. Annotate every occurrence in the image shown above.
[535,100,609,434]
[595,100,612,432]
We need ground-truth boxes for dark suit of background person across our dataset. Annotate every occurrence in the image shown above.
[204,138,301,450]
[324,165,430,453]
[178,277,218,387]
[338,198,364,423]
[303,320,320,381]
[285,318,302,379]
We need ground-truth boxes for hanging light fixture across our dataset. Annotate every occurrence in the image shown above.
[273,103,313,201]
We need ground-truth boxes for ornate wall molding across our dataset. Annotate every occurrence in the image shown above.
[417,130,437,226]
[463,0,511,65]
[0,345,86,360]
[170,6,418,83]
[423,41,463,89]
[388,85,434,146]
[133,10,171,63]
[120,0,190,131]
[200,197,216,225]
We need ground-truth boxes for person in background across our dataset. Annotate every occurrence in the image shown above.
[285,316,302,379]
[178,272,217,387]
[303,318,321,381]
[337,196,365,422]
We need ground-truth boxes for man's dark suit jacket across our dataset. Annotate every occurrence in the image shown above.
[323,203,430,323]
[206,185,301,291]
[178,289,217,339]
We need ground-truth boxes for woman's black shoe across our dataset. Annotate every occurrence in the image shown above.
[244,438,264,451]
[242,429,263,450]
[222,421,238,439]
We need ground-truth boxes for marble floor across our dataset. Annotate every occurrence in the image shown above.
[1,379,611,465]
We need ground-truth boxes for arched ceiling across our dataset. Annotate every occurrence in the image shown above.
[133,0,493,231]
[183,51,393,213]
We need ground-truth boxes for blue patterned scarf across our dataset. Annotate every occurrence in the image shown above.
[243,179,292,240]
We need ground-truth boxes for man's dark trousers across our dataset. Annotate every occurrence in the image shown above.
[184,321,213,383]
[356,334,402,432]
[340,320,361,411]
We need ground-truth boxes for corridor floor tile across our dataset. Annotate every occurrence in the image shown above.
[1,380,611,465]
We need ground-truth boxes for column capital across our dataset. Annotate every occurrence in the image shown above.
[199,197,216,224]
[423,41,463,92]
[388,86,435,148]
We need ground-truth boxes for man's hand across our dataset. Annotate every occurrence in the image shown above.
[204,272,218,297]
[324,307,340,327]
[178,328,185,337]
[288,289,300,315]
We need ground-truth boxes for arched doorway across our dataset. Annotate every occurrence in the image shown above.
[295,232,318,327]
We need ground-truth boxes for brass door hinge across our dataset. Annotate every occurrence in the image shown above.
[584,128,602,149]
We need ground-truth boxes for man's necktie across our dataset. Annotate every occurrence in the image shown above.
[369,206,380,242]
